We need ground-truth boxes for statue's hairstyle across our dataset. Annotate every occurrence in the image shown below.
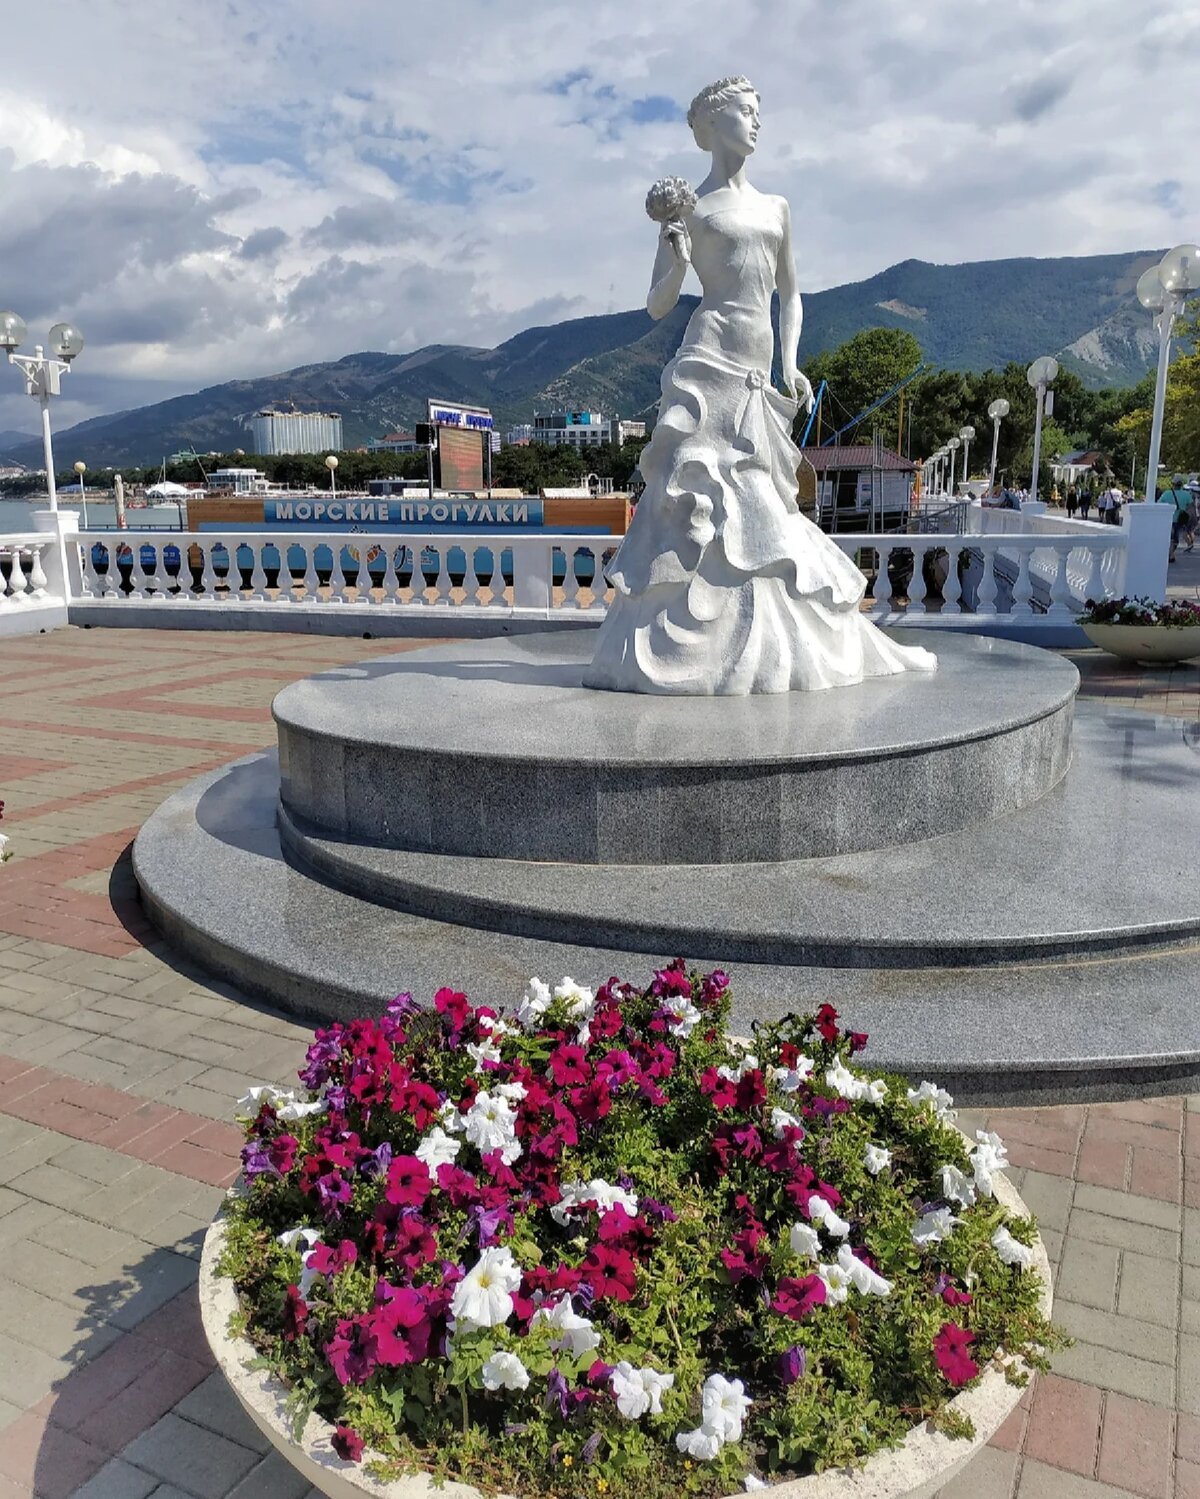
[686,76,759,149]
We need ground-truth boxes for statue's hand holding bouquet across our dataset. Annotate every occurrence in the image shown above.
[646,176,697,270]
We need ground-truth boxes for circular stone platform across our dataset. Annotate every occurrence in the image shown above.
[274,631,1077,864]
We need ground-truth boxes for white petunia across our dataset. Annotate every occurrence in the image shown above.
[465,1038,502,1070]
[970,1131,1010,1199]
[743,1478,768,1492]
[676,1424,724,1460]
[824,1059,861,1099]
[277,1229,324,1298]
[495,1080,528,1102]
[516,977,552,1031]
[236,1084,292,1118]
[808,1195,851,1238]
[864,1078,889,1104]
[906,1080,955,1119]
[770,1107,804,1139]
[554,976,595,1023]
[276,1098,328,1123]
[481,1350,530,1391]
[464,1090,522,1163]
[701,1373,752,1442]
[991,1225,1035,1270]
[717,1053,760,1084]
[773,1057,814,1092]
[668,999,702,1039]
[450,1246,522,1330]
[864,1144,892,1175]
[478,1014,516,1038]
[531,1295,602,1357]
[940,1164,977,1207]
[912,1207,959,1246]
[609,1361,675,1419]
[550,1178,638,1226]
[437,1099,466,1133]
[789,1222,821,1259]
[836,1244,892,1297]
[817,1261,853,1304]
[415,1126,462,1171]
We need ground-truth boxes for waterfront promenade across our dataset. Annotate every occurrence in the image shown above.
[0,625,1196,1498]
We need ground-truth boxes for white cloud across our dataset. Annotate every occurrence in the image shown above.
[0,0,1196,432]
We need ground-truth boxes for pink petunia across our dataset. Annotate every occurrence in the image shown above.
[384,1155,432,1208]
[933,1322,979,1386]
[771,1274,828,1321]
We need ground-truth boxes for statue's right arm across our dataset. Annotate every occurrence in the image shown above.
[647,228,687,321]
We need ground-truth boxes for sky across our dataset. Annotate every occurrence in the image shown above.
[0,0,1197,435]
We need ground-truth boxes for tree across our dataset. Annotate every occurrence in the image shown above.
[1114,349,1200,488]
[804,327,923,448]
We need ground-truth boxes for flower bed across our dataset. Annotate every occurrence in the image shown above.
[1081,595,1200,627]
[217,965,1061,1498]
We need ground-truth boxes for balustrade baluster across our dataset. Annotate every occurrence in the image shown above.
[462,547,482,607]
[3,544,26,602]
[489,549,508,608]
[1010,545,1035,615]
[941,544,963,613]
[363,540,383,605]
[906,543,929,616]
[974,547,999,615]
[1084,545,1107,604]
[561,547,581,609]
[433,548,453,605]
[326,543,348,603]
[1046,542,1075,617]
[127,538,151,601]
[301,545,320,602]
[378,543,399,605]
[26,543,48,599]
[588,548,614,610]
[199,541,219,601]
[249,541,269,601]
[80,538,106,598]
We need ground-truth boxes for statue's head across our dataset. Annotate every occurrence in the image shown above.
[687,76,760,156]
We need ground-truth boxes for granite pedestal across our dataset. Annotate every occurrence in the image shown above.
[134,630,1200,1104]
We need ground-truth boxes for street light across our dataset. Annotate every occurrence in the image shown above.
[958,425,976,490]
[1136,243,1200,504]
[935,445,948,497]
[946,436,961,498]
[325,453,339,497]
[0,312,85,513]
[986,398,1010,494]
[73,460,88,528]
[1026,356,1058,505]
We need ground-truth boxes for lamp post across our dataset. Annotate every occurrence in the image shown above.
[958,425,975,492]
[931,446,944,497]
[1026,356,1059,505]
[986,398,1010,495]
[946,436,961,498]
[0,315,85,513]
[325,454,338,497]
[73,460,88,528]
[1136,244,1200,504]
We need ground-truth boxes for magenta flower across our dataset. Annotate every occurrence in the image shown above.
[933,1323,979,1386]
[326,1318,375,1385]
[384,1155,432,1208]
[366,1282,432,1368]
[582,1243,637,1302]
[772,1274,827,1321]
[549,1045,590,1087]
[307,1239,357,1279]
[332,1423,364,1462]
[282,1285,308,1342]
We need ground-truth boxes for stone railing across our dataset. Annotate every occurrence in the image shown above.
[0,501,1173,641]
[0,533,69,637]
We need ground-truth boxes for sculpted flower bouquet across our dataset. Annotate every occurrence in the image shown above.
[220,965,1060,1497]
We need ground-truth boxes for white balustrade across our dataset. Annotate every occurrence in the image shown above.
[0,535,67,635]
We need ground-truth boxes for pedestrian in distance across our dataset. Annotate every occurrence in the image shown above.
[1066,485,1078,519]
[1079,488,1092,520]
[1161,475,1194,562]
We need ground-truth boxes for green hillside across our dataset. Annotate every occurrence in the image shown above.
[12,249,1166,468]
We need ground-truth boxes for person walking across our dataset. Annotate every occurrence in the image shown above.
[1066,485,1078,518]
[1079,487,1092,520]
[1096,486,1113,524]
[1160,475,1194,562]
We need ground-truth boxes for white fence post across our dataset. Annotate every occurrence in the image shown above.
[1120,502,1173,601]
[510,539,554,610]
[31,508,81,601]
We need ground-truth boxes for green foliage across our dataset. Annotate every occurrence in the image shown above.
[805,328,923,448]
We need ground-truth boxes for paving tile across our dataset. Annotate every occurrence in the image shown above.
[222,1448,315,1499]
[1176,1457,1200,1499]
[122,1412,260,1497]
[1128,1148,1182,1204]
[1058,1239,1121,1312]
[1182,1411,1200,1463]
[0,1335,73,1408]
[1053,1299,1176,1366]
[173,1372,268,1453]
[0,1409,108,1499]
[69,1457,160,1499]
[73,1349,209,1454]
[936,1444,1019,1497]
[1050,1339,1175,1406]
[1024,1373,1102,1475]
[1116,1250,1180,1329]
[1095,1392,1173,1498]
[1016,1457,1146,1496]
[1181,1333,1200,1416]
[1072,1185,1182,1232]
[1069,1210,1179,1261]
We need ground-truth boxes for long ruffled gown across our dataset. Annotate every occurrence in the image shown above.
[583,190,937,695]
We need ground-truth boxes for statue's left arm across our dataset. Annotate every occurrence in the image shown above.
[777,201,814,412]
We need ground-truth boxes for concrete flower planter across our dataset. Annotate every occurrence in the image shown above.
[1081,621,1200,665]
[199,1166,1051,1499]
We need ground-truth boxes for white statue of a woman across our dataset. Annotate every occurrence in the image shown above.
[583,76,937,695]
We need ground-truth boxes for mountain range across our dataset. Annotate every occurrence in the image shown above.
[5,249,1165,469]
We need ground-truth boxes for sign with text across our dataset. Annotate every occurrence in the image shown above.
[263,498,544,528]
[426,399,494,431]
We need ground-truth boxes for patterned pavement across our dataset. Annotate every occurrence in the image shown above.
[0,625,1196,1499]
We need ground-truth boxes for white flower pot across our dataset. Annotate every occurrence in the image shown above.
[1081,621,1200,664]
[199,1166,1051,1499]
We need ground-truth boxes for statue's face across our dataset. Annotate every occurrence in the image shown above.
[709,92,760,157]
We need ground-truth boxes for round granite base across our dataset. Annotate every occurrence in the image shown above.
[273,631,1078,864]
[134,700,1200,1104]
